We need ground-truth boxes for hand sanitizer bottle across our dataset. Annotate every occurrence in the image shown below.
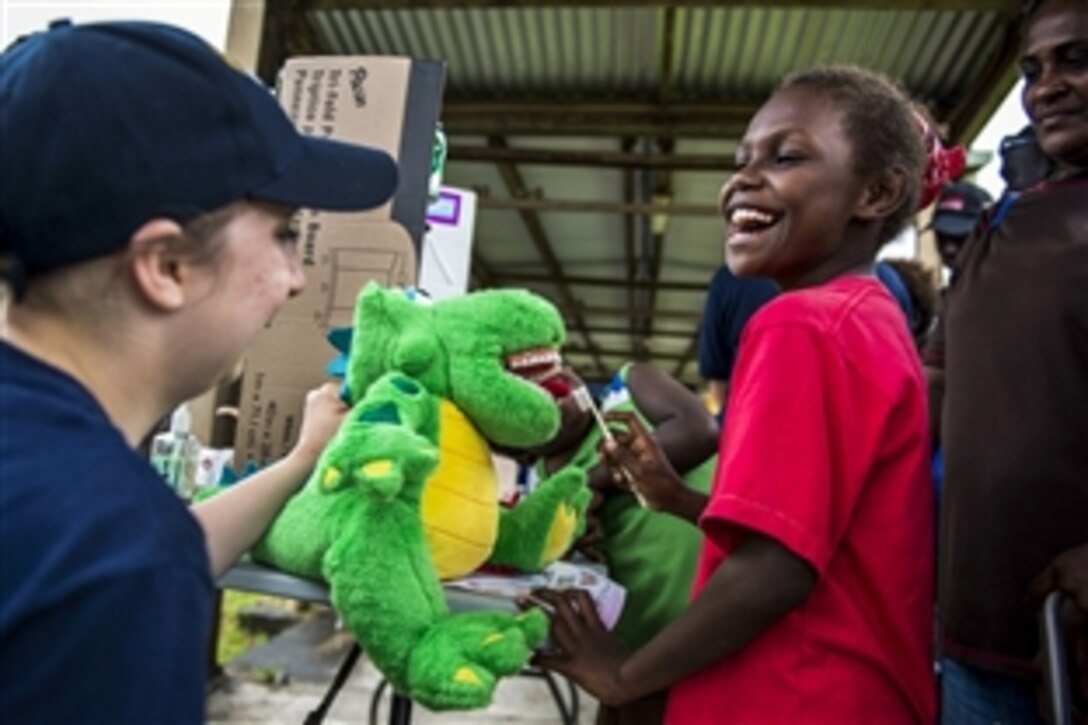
[149,405,202,500]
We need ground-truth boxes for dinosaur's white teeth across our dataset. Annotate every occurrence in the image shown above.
[506,349,560,371]
[505,348,562,385]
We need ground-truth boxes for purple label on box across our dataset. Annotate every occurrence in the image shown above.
[426,191,462,226]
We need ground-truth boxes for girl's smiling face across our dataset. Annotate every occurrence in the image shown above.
[720,85,877,291]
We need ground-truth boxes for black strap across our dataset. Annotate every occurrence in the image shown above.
[303,642,363,725]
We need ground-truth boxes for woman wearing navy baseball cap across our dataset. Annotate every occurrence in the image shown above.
[0,20,398,721]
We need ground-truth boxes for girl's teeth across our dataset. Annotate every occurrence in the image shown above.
[731,208,774,225]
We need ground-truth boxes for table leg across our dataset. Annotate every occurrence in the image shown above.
[389,693,413,725]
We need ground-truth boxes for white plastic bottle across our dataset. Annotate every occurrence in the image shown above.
[149,405,202,500]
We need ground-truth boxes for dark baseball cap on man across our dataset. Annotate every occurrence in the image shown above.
[0,20,399,281]
[931,181,993,238]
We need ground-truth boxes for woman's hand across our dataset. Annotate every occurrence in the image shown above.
[1031,544,1088,612]
[600,410,689,514]
[288,383,349,470]
[526,587,633,706]
[1031,544,1088,712]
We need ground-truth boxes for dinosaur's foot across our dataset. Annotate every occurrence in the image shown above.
[406,609,548,710]
[493,465,591,571]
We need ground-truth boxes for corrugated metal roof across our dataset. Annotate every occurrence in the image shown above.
[306,5,1009,111]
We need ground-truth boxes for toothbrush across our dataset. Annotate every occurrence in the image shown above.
[571,387,648,507]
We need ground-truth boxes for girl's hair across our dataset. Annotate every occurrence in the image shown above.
[778,66,926,244]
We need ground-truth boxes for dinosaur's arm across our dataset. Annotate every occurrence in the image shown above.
[491,465,590,571]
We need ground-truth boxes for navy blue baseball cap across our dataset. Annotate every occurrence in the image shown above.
[0,19,399,282]
[931,181,992,239]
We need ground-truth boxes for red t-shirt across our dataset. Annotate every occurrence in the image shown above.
[665,276,936,724]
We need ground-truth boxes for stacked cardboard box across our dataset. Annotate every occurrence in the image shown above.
[234,56,445,467]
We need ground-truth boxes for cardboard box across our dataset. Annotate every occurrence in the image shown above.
[233,56,444,468]
[278,56,445,251]
[235,219,417,467]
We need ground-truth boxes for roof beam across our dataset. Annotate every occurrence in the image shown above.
[442,101,754,137]
[562,324,700,339]
[448,144,735,172]
[476,196,719,216]
[555,304,701,321]
[491,272,709,292]
[628,138,674,356]
[564,345,691,363]
[488,136,608,376]
[672,333,700,381]
[622,138,639,344]
[255,1,290,85]
[468,254,496,289]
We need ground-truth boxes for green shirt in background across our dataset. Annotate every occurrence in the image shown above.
[542,364,715,649]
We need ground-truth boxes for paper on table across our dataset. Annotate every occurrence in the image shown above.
[444,560,627,630]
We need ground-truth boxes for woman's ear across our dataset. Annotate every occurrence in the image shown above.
[855,168,909,221]
[128,218,187,311]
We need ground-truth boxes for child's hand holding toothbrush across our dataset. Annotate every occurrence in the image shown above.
[597,410,689,514]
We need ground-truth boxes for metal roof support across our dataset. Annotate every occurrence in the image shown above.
[554,304,700,321]
[622,137,639,351]
[475,196,719,216]
[568,324,700,339]
[491,273,708,292]
[486,136,608,376]
[447,144,735,171]
[564,345,692,362]
[672,334,700,382]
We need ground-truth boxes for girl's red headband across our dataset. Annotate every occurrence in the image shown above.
[915,111,967,210]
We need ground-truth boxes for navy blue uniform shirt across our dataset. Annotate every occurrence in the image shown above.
[697,266,778,382]
[1,341,212,723]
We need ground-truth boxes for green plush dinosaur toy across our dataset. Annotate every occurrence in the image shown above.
[250,282,591,711]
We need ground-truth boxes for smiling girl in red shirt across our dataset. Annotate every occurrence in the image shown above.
[530,66,938,724]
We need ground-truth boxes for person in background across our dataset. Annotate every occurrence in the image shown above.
[0,20,399,721]
[530,65,936,723]
[924,181,991,445]
[930,181,993,279]
[699,261,918,415]
[880,258,941,352]
[927,0,1088,721]
[986,124,1055,233]
[696,266,777,415]
[999,124,1054,194]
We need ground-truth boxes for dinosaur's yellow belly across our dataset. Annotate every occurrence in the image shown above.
[421,400,499,579]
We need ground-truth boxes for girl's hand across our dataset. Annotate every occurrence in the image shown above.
[599,410,687,512]
[289,383,348,468]
[526,587,632,706]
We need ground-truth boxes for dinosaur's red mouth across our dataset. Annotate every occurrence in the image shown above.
[539,374,572,399]
[506,348,568,398]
